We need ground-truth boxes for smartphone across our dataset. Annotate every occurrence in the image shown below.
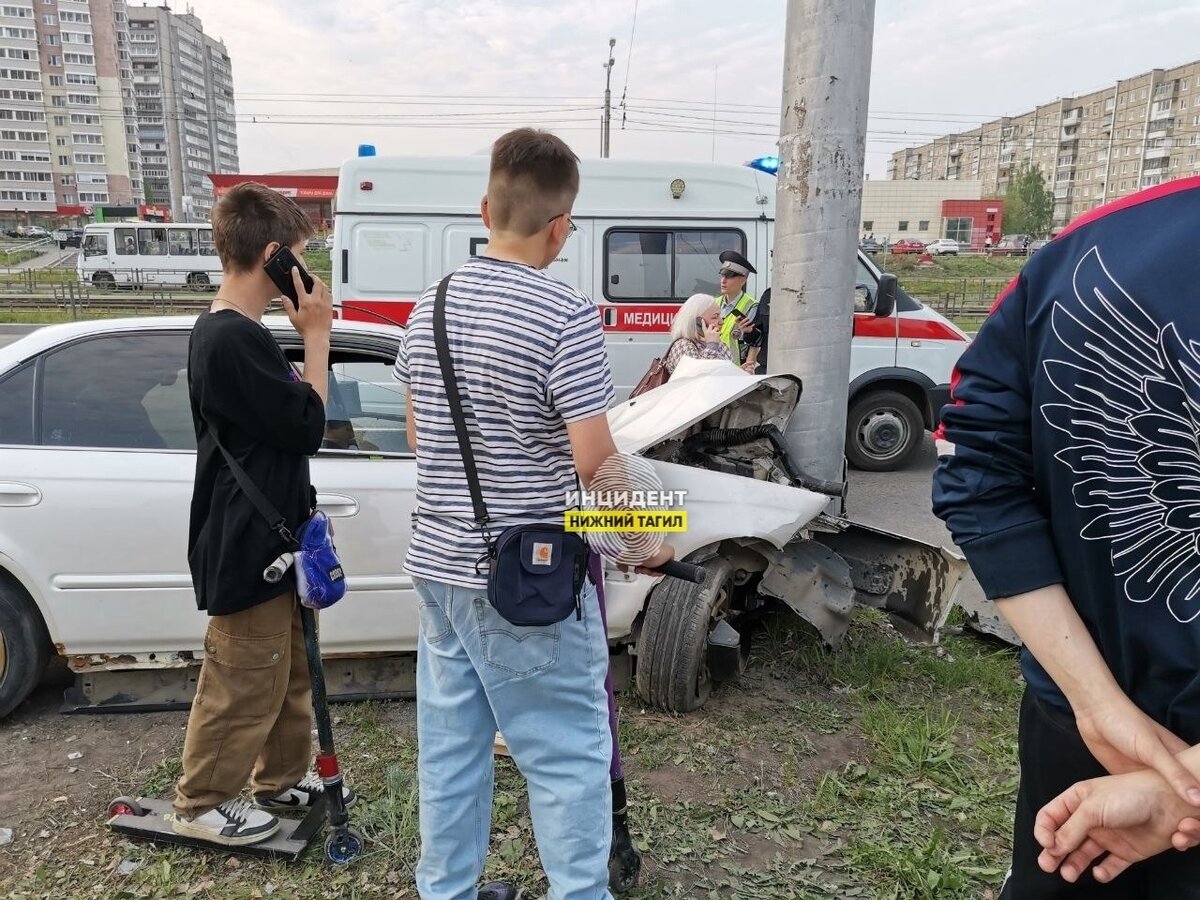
[263,245,314,305]
[695,317,705,332]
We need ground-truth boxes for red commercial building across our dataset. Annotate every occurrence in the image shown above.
[940,199,1003,251]
[207,170,338,231]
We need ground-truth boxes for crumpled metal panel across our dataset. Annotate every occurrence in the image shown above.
[757,540,857,646]
[811,517,967,644]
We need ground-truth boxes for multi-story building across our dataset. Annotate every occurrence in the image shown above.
[888,59,1200,229]
[0,0,141,226]
[0,2,234,227]
[127,5,237,223]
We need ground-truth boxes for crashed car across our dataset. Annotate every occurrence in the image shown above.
[0,319,965,718]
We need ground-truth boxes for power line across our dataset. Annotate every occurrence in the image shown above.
[618,0,638,132]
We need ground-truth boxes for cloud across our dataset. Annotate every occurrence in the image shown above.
[182,0,1200,178]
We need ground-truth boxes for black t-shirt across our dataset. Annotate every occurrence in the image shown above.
[187,310,325,615]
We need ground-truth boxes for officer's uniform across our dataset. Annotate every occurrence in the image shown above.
[715,250,758,364]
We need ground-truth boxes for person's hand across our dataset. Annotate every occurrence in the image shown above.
[741,360,759,373]
[1035,770,1200,884]
[619,543,675,577]
[701,320,721,343]
[284,268,333,341]
[1073,696,1200,804]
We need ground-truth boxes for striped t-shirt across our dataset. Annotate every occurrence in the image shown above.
[392,256,614,588]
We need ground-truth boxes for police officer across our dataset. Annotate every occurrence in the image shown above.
[716,249,759,368]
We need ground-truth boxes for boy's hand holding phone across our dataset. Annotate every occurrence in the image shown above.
[284,266,332,341]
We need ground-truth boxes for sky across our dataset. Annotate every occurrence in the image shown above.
[168,0,1200,178]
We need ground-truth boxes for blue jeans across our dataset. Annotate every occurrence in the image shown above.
[413,576,613,900]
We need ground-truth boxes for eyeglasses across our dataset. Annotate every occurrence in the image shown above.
[548,212,577,235]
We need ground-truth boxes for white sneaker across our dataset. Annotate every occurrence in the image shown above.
[171,798,279,846]
[255,772,357,811]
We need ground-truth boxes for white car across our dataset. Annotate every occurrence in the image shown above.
[925,239,960,256]
[0,319,964,718]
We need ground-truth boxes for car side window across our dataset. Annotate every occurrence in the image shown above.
[39,333,194,450]
[280,347,410,456]
[0,362,35,445]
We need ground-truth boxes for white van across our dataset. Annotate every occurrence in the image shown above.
[332,156,969,471]
[77,223,223,290]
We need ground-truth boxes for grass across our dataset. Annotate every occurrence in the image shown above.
[0,608,1022,899]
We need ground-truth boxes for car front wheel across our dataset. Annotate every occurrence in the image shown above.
[0,576,50,719]
[635,557,741,713]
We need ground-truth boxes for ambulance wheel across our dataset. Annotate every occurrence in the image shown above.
[636,557,734,713]
[846,390,923,472]
[107,796,145,817]
[324,826,364,865]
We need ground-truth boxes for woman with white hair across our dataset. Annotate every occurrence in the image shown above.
[664,293,757,374]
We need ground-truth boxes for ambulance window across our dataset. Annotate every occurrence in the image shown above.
[606,230,672,300]
[604,228,746,302]
[674,230,744,298]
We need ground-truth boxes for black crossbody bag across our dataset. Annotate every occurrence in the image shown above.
[432,273,588,626]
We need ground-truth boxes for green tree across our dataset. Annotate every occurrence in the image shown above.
[1003,165,1054,237]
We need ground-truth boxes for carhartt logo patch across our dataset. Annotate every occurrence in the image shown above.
[531,543,554,566]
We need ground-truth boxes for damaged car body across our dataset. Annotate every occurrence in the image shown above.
[0,321,965,718]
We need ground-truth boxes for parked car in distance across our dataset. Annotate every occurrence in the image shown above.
[305,235,328,252]
[23,225,49,239]
[890,239,927,255]
[1028,238,1050,254]
[992,234,1033,257]
[924,238,959,256]
[54,229,84,249]
[859,237,883,254]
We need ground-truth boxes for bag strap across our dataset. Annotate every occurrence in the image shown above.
[432,273,490,532]
[212,431,297,548]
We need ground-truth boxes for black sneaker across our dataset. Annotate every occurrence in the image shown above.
[478,882,523,900]
[255,772,357,810]
[171,798,279,846]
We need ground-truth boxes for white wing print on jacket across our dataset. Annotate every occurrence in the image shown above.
[1041,246,1200,623]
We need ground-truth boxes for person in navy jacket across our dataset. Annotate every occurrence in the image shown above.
[933,176,1200,897]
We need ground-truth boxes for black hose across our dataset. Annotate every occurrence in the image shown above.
[680,425,845,497]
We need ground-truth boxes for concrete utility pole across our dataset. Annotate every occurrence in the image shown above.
[770,0,875,494]
[602,38,616,158]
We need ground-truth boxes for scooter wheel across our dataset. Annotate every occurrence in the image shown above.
[324,825,365,865]
[107,796,145,818]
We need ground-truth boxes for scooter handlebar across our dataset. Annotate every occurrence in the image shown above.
[650,560,707,584]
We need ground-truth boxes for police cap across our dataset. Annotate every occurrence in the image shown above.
[718,250,756,277]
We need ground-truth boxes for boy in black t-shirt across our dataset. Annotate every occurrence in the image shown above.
[169,183,351,847]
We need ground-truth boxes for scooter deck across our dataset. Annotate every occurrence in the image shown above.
[107,797,326,861]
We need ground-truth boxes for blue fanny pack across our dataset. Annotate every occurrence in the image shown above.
[293,510,347,610]
[212,433,348,611]
[433,273,588,627]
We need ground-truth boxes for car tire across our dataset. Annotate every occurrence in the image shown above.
[845,389,924,472]
[635,557,735,713]
[0,574,50,720]
[92,272,115,288]
[187,272,210,290]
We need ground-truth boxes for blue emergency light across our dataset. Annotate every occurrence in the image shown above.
[358,144,376,158]
[746,155,780,175]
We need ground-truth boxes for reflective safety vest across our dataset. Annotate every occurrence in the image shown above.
[717,291,757,363]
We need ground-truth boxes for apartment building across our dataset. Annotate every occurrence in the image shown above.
[888,59,1200,230]
[0,0,141,225]
[127,5,237,223]
[0,2,235,226]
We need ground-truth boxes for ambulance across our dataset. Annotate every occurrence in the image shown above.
[331,152,970,471]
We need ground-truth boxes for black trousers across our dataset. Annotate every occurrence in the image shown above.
[999,688,1200,899]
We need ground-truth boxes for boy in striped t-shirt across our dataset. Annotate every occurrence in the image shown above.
[394,129,671,900]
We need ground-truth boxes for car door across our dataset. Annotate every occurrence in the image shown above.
[277,331,419,653]
[850,255,897,381]
[0,328,200,657]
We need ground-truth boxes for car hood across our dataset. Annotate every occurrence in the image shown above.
[608,357,801,455]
